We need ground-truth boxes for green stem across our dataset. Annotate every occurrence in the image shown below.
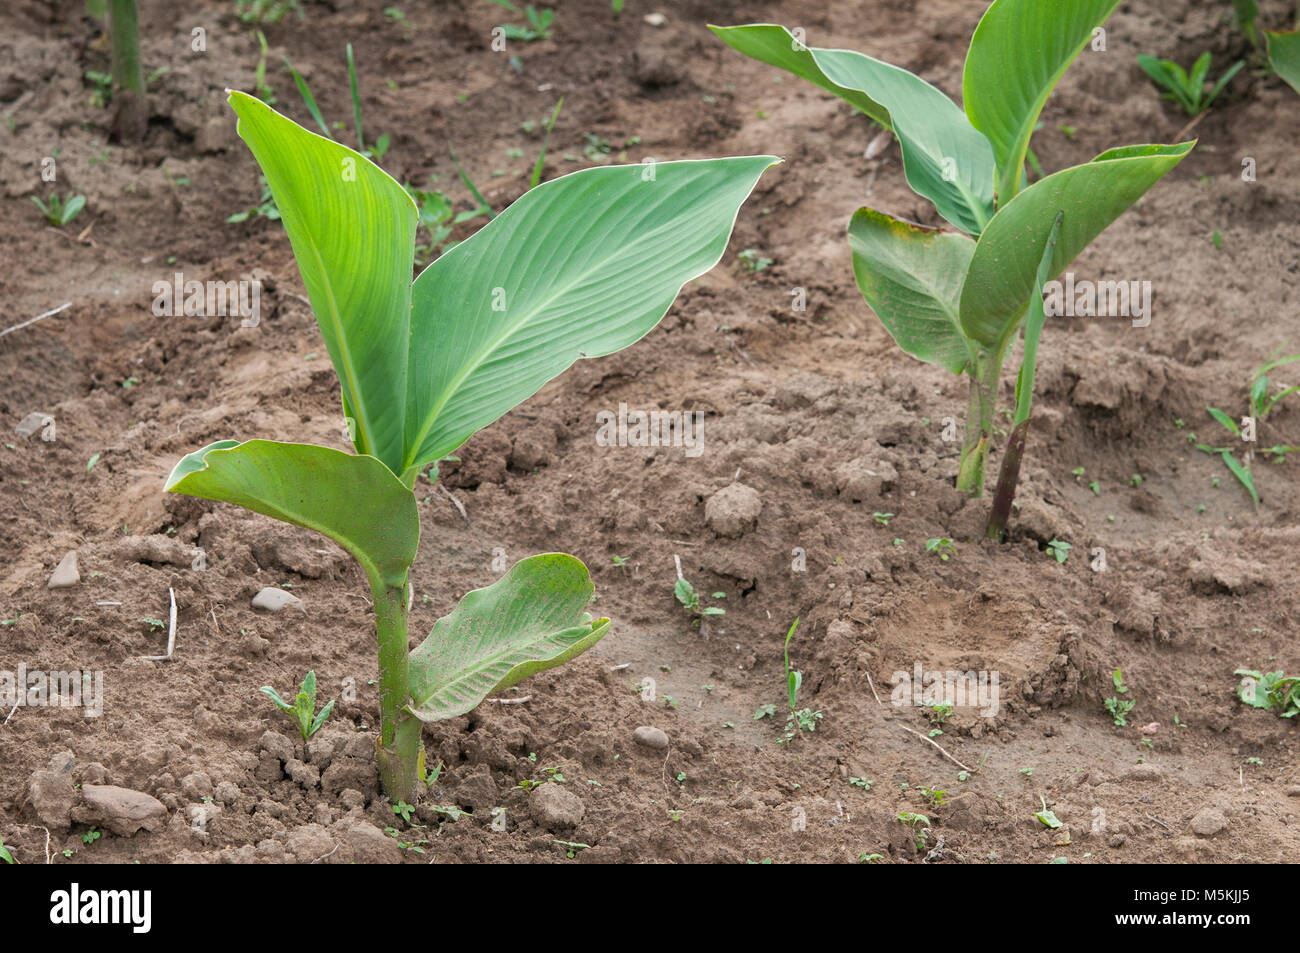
[372,574,420,803]
[956,347,1004,497]
[109,0,146,141]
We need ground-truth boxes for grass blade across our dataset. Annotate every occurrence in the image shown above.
[529,97,564,190]
[347,42,365,151]
[281,56,333,138]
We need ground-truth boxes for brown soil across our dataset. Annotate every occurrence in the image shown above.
[2,0,1299,864]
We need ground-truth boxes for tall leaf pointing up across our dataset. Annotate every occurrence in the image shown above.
[229,91,413,475]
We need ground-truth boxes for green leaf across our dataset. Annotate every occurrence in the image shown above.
[963,0,1122,204]
[310,699,336,735]
[165,440,419,589]
[401,156,778,471]
[407,554,610,721]
[1265,30,1300,94]
[300,670,317,704]
[1012,211,1064,427]
[1207,406,1239,436]
[710,24,994,234]
[959,142,1194,349]
[848,208,976,375]
[259,686,294,711]
[227,91,415,474]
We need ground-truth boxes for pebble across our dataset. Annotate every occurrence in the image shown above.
[1190,807,1227,837]
[27,751,77,830]
[704,482,762,538]
[47,551,80,589]
[251,587,304,612]
[79,784,168,836]
[633,725,669,750]
[530,782,585,830]
[643,12,666,26]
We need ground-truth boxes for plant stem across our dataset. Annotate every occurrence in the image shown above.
[109,0,146,142]
[956,348,1004,497]
[372,575,420,802]
[986,419,1029,539]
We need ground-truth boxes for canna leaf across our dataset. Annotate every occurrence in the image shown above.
[710,24,995,234]
[401,156,778,472]
[227,91,415,474]
[1265,30,1300,94]
[847,208,977,375]
[959,142,1194,349]
[963,0,1123,204]
[164,439,419,589]
[407,554,609,721]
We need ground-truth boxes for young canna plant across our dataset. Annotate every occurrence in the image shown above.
[167,90,777,801]
[712,0,1193,536]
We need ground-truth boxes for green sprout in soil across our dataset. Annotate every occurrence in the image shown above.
[1034,796,1062,829]
[1251,353,1300,419]
[0,838,13,864]
[926,537,957,561]
[493,2,554,41]
[260,670,336,741]
[872,511,893,526]
[1235,668,1300,718]
[165,91,775,802]
[1045,539,1071,564]
[82,827,101,846]
[32,192,86,227]
[675,575,725,627]
[778,618,823,742]
[1137,51,1243,117]
[713,1,1191,538]
[897,811,931,851]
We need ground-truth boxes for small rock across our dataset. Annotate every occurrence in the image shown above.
[27,751,77,830]
[633,725,669,751]
[1109,834,1126,848]
[643,12,666,26]
[452,765,499,812]
[15,412,53,437]
[259,730,296,763]
[47,551,80,589]
[704,482,762,538]
[180,772,213,801]
[530,783,585,830]
[78,784,168,836]
[251,587,304,613]
[1190,807,1227,837]
[214,781,241,805]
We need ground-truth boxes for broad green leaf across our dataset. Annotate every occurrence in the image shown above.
[407,554,609,721]
[401,156,778,471]
[964,0,1122,204]
[1012,212,1064,427]
[165,439,419,589]
[227,91,415,475]
[847,208,976,375]
[1265,30,1300,94]
[959,142,1194,348]
[710,24,994,234]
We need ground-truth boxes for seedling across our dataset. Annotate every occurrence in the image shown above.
[713,2,1192,536]
[849,777,872,790]
[165,92,775,801]
[929,703,953,725]
[1104,696,1134,726]
[82,827,101,846]
[1137,52,1244,116]
[737,248,774,271]
[32,193,87,227]
[1196,408,1260,505]
[260,670,336,741]
[872,511,893,526]
[1251,354,1300,419]
[1044,539,1071,564]
[926,537,956,561]
[674,576,725,625]
[494,2,554,41]
[0,838,13,864]
[1034,796,1062,829]
[392,800,414,822]
[1235,668,1300,718]
[227,175,280,223]
[897,811,931,851]
[236,0,302,23]
[281,46,391,160]
[778,618,822,741]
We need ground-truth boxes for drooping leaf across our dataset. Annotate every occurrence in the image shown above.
[401,156,778,471]
[848,208,977,375]
[1265,30,1300,94]
[165,440,419,589]
[963,0,1123,204]
[259,686,294,711]
[959,142,1194,349]
[710,24,995,234]
[227,91,415,474]
[407,554,609,721]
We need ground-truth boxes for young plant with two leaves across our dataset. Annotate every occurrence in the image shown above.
[166,91,777,801]
[712,0,1193,538]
